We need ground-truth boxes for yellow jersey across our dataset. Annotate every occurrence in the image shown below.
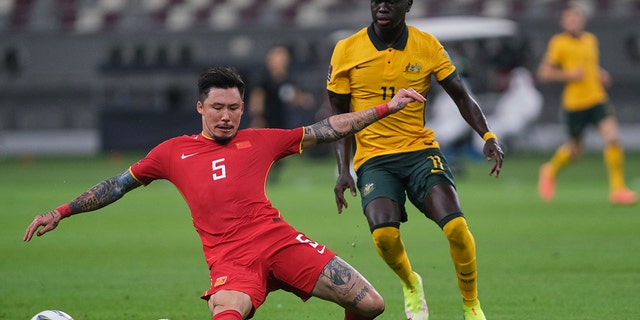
[544,31,607,111]
[327,24,457,170]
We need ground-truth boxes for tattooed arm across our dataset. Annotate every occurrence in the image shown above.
[24,170,142,241]
[301,88,425,149]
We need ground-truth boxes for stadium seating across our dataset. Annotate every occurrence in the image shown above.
[1,0,639,33]
[1,0,639,155]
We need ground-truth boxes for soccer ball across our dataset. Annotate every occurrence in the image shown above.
[30,310,74,320]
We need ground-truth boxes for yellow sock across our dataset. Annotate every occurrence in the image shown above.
[371,226,415,287]
[547,145,572,177]
[443,217,477,303]
[604,144,626,191]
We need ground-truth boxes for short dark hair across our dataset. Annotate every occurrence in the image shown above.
[198,66,246,102]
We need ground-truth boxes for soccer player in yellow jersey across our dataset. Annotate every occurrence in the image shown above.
[536,3,637,205]
[326,1,503,319]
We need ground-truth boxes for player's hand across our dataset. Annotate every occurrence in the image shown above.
[334,171,357,214]
[567,68,585,82]
[23,210,62,241]
[483,139,504,178]
[599,68,612,88]
[387,88,426,113]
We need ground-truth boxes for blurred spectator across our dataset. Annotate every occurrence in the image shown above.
[248,45,315,129]
[248,45,316,183]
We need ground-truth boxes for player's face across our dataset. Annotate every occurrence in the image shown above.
[267,46,290,75]
[370,0,410,29]
[561,7,586,36]
[197,87,244,144]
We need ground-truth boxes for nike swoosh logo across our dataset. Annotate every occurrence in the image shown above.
[355,65,369,69]
[181,153,199,160]
[317,246,326,254]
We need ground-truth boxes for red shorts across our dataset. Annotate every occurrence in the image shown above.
[200,220,336,317]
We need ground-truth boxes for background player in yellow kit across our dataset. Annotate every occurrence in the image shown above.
[326,1,503,319]
[536,2,637,205]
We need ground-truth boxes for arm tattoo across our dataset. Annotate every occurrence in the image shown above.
[306,108,378,144]
[306,118,346,144]
[321,257,370,308]
[68,171,141,213]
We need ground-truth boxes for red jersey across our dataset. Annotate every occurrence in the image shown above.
[129,127,304,267]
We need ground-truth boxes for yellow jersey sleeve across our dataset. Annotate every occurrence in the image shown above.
[327,29,364,96]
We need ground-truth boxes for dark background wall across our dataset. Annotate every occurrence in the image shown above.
[0,0,638,154]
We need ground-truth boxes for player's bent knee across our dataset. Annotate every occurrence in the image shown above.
[346,273,385,316]
[208,290,253,319]
[371,226,400,251]
[352,289,385,319]
[367,291,386,317]
[442,216,472,245]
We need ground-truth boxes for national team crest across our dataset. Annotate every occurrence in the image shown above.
[404,63,422,74]
[362,183,375,196]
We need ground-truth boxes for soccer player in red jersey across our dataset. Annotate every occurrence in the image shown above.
[24,66,425,320]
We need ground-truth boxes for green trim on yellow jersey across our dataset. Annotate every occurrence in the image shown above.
[327,23,457,171]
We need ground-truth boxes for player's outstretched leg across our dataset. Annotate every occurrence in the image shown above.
[312,256,385,320]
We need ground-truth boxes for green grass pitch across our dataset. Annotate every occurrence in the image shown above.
[2,151,639,319]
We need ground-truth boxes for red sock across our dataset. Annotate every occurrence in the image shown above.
[213,309,243,320]
[344,309,373,320]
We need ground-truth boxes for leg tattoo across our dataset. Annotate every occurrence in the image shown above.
[321,257,370,308]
